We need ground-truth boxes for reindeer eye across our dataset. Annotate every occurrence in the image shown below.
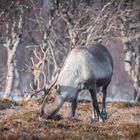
[46,96,55,104]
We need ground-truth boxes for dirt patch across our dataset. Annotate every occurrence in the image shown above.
[0,100,140,140]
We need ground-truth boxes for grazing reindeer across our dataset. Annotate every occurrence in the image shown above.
[39,43,113,123]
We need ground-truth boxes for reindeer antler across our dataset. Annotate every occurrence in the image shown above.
[26,36,60,100]
[25,48,47,99]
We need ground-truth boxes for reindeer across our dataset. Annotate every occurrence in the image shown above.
[37,43,113,123]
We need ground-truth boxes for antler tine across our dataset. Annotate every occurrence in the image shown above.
[38,51,42,60]
[41,48,46,63]
[25,87,46,100]
[39,70,47,90]
[32,49,44,69]
[30,83,34,90]
[30,56,34,68]
[40,46,50,61]
[33,49,42,62]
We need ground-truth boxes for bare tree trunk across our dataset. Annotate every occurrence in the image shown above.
[4,38,20,99]
[4,57,15,98]
[3,7,23,99]
[120,16,140,102]
[14,60,22,98]
[123,41,140,102]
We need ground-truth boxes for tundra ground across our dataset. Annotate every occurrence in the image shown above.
[0,99,140,140]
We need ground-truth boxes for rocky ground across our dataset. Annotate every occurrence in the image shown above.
[0,99,140,140]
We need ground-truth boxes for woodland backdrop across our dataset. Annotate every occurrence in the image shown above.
[0,0,140,102]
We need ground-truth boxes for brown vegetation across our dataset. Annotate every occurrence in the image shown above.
[0,99,140,140]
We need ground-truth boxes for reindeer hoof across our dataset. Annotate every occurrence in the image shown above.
[90,118,97,124]
[101,111,107,120]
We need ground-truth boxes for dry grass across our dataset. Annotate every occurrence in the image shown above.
[0,100,140,140]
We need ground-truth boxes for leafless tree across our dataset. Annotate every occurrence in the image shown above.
[3,5,23,99]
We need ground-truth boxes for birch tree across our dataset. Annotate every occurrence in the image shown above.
[3,6,23,99]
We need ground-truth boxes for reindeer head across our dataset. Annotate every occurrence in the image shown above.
[39,84,63,120]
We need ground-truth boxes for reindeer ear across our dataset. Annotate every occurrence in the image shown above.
[54,84,60,92]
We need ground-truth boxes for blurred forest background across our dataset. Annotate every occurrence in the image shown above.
[0,0,140,102]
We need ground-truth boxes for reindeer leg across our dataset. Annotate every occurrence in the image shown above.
[71,98,77,118]
[101,86,108,120]
[89,87,104,123]
[92,108,97,123]
[70,93,79,120]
